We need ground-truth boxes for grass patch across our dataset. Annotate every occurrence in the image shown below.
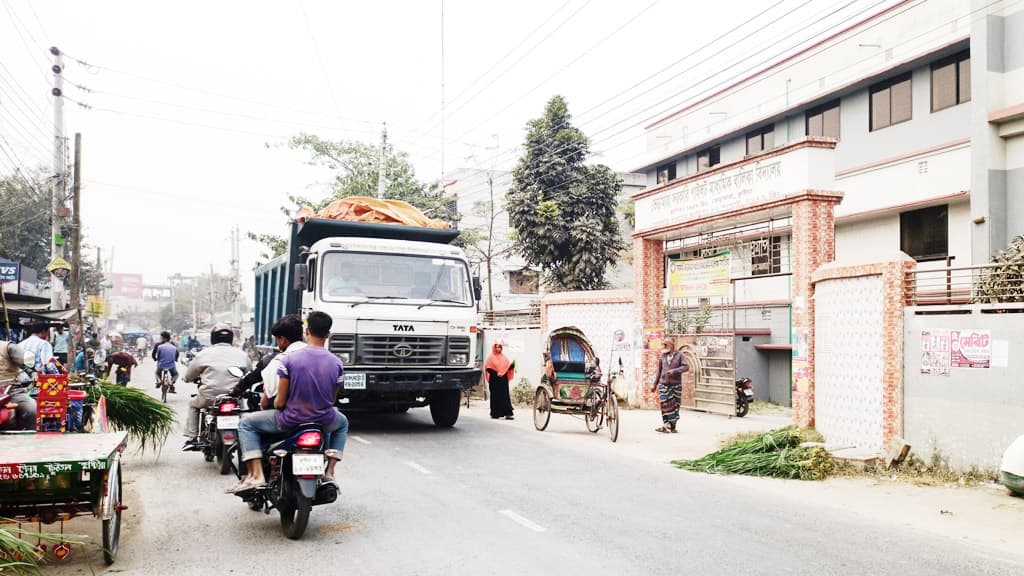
[846,450,998,487]
[674,426,834,481]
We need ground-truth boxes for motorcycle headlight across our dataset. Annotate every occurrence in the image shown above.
[448,353,468,366]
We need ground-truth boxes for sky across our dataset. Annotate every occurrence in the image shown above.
[0,0,900,306]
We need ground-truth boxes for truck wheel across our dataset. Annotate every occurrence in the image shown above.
[429,390,461,427]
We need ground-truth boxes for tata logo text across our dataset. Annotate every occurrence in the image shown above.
[393,324,414,332]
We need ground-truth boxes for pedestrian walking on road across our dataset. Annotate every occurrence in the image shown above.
[485,341,515,420]
[651,337,689,433]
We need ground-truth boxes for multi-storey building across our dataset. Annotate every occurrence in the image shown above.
[630,0,1024,406]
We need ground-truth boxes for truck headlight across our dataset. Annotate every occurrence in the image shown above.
[338,352,351,364]
[448,353,468,365]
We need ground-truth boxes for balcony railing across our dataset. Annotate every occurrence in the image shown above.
[905,264,1024,307]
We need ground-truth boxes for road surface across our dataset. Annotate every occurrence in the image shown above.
[49,363,1022,575]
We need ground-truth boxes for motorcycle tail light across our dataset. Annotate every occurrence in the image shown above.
[296,431,322,448]
[218,402,238,414]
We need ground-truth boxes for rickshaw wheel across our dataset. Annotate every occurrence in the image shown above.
[102,461,123,565]
[533,388,551,431]
[606,393,620,443]
[585,401,601,433]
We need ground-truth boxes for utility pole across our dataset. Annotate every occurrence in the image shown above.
[209,264,215,323]
[231,227,241,327]
[376,122,387,199]
[49,47,66,309]
[68,133,82,364]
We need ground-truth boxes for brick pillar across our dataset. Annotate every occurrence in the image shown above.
[790,195,840,428]
[881,257,917,445]
[634,237,664,409]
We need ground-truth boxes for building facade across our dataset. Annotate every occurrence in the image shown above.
[630,0,1024,409]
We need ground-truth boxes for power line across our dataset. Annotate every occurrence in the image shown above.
[408,0,573,134]
[0,0,50,79]
[297,0,342,119]
[410,0,594,149]
[449,0,858,176]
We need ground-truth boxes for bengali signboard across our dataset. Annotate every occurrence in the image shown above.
[951,329,991,368]
[920,329,991,374]
[669,253,731,299]
[111,273,144,299]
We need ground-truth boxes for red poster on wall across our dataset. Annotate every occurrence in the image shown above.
[950,330,991,368]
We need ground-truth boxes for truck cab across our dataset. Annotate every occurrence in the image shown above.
[254,218,482,427]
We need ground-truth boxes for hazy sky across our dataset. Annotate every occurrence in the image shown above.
[0,0,897,304]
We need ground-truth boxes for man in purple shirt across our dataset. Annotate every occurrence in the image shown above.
[230,311,349,493]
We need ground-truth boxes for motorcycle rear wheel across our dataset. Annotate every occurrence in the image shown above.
[735,395,749,418]
[279,489,312,540]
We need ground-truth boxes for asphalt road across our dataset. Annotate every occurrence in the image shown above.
[48,363,1023,576]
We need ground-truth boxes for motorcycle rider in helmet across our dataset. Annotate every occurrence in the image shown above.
[182,323,251,451]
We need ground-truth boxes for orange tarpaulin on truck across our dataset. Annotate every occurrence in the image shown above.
[297,196,449,229]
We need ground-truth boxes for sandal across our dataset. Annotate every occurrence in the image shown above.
[655,426,672,433]
[226,478,266,494]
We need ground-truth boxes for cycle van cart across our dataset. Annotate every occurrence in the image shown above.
[532,326,619,442]
[0,432,127,565]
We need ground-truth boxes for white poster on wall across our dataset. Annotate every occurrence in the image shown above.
[920,329,951,376]
[950,330,991,369]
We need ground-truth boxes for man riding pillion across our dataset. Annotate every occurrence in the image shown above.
[182,323,251,451]
[0,340,36,430]
[234,314,306,409]
[152,331,180,391]
[229,311,348,494]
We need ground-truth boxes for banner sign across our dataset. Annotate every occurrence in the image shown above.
[669,253,731,299]
[0,263,18,282]
[950,329,991,368]
[920,329,951,376]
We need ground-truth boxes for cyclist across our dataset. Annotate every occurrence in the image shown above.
[182,323,250,451]
[152,331,180,392]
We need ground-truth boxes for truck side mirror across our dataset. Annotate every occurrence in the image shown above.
[293,263,308,291]
[472,276,483,301]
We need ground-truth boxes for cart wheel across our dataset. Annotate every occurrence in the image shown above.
[606,393,619,443]
[533,388,551,431]
[585,400,601,433]
[102,462,123,565]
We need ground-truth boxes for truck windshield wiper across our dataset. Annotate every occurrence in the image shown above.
[417,299,465,309]
[350,295,408,308]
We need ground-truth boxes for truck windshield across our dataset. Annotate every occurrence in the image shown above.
[320,251,473,306]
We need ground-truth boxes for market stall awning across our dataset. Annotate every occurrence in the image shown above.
[4,307,79,322]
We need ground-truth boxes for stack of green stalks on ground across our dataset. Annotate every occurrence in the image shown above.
[672,426,834,481]
[87,382,176,453]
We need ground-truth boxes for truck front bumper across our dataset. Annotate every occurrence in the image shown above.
[340,368,481,394]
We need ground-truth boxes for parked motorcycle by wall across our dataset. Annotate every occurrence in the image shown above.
[735,377,754,418]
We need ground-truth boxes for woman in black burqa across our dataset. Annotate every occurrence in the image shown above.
[485,341,515,420]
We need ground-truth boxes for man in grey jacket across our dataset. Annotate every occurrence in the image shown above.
[182,324,251,451]
[651,337,689,434]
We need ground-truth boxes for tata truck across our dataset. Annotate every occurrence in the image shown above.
[253,217,482,427]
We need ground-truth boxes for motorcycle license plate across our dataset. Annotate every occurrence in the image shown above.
[343,373,366,390]
[218,415,239,429]
[292,453,324,476]
[743,389,754,397]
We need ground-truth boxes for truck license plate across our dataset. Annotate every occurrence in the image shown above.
[344,373,366,390]
[218,415,239,429]
[292,453,324,476]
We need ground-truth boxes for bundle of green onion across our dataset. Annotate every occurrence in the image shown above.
[672,426,834,481]
[0,523,88,575]
[87,383,176,453]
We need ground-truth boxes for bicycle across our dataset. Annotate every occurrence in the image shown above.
[159,369,173,403]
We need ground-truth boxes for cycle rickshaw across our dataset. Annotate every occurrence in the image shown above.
[532,326,619,442]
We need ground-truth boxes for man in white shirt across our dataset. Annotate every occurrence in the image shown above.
[258,315,306,408]
[21,323,55,373]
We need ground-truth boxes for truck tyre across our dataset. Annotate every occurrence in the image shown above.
[429,390,461,427]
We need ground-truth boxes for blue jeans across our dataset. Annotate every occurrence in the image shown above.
[155,365,178,382]
[238,409,348,463]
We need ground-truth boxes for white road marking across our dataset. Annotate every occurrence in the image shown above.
[350,435,371,445]
[499,509,546,533]
[406,461,433,475]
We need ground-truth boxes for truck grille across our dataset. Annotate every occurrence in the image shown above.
[358,335,445,366]
[448,336,470,357]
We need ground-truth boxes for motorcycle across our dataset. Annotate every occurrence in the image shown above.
[735,377,754,418]
[0,351,39,430]
[224,367,338,540]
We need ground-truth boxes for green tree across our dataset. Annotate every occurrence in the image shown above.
[0,169,51,271]
[250,134,455,263]
[506,96,625,291]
